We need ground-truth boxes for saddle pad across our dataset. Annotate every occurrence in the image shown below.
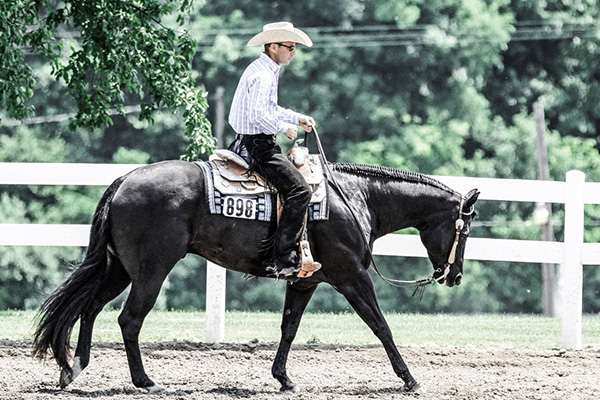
[196,161,328,222]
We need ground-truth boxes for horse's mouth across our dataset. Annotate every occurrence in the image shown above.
[434,270,462,287]
[444,272,462,287]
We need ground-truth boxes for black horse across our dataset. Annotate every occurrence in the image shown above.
[33,159,479,393]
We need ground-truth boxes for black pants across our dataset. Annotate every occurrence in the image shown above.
[241,134,311,269]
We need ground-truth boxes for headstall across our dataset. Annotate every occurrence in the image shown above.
[433,196,474,283]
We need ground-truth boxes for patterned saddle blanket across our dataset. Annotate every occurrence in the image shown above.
[196,145,329,222]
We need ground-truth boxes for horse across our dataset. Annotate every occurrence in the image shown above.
[33,158,479,393]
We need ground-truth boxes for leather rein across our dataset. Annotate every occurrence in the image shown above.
[309,127,472,294]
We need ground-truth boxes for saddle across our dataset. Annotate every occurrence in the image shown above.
[197,143,327,278]
[209,145,327,203]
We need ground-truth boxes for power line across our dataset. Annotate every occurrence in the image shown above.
[2,105,142,127]
[191,22,599,50]
[41,20,599,46]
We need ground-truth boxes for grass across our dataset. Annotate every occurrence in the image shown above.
[1,309,599,351]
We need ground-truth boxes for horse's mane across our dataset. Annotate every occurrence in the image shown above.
[332,163,455,194]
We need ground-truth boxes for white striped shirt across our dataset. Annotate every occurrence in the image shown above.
[228,53,300,136]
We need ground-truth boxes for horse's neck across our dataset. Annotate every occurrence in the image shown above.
[348,174,456,239]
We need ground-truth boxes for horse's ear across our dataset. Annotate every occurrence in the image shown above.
[464,189,480,209]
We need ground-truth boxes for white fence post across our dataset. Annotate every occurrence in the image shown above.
[205,261,226,343]
[562,170,585,350]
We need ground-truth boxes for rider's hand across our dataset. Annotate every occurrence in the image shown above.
[299,115,316,132]
[284,126,298,140]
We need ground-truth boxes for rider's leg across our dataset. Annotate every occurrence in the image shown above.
[242,134,311,277]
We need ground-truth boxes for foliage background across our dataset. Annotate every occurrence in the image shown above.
[1,0,600,314]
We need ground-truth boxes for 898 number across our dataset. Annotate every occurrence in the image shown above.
[223,196,256,220]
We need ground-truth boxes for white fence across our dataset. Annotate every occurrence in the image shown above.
[0,163,599,349]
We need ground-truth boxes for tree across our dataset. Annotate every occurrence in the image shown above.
[483,0,600,147]
[3,0,600,314]
[0,0,214,158]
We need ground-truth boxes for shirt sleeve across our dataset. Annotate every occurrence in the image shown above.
[276,105,301,125]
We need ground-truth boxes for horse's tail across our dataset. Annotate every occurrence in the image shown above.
[32,175,127,370]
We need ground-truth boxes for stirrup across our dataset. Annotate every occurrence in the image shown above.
[297,239,322,278]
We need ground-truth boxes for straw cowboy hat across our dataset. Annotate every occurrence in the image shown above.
[247,22,313,47]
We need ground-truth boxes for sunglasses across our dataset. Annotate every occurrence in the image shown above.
[277,43,295,52]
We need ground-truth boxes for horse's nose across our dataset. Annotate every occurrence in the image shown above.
[454,273,462,286]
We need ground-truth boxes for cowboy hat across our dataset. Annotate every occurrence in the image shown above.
[247,22,313,47]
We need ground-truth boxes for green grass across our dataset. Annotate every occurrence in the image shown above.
[2,310,599,350]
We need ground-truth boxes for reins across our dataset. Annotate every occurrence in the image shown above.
[309,127,440,294]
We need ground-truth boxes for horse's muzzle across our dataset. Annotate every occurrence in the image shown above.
[444,272,462,287]
[440,271,462,287]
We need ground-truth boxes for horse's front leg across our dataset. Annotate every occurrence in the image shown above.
[337,270,420,392]
[272,283,318,391]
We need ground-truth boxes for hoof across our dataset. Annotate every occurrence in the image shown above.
[59,357,82,389]
[59,368,73,389]
[402,380,421,393]
[145,383,165,393]
[280,384,298,392]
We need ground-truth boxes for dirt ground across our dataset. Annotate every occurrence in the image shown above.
[1,339,599,400]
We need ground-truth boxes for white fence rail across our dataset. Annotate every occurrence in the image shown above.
[0,163,599,349]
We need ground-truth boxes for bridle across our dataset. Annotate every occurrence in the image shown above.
[431,196,475,285]
[309,126,473,294]
[365,194,474,292]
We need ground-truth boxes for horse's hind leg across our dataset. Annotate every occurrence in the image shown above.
[272,284,318,391]
[61,255,131,387]
[118,271,171,392]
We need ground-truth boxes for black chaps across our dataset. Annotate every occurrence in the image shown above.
[240,134,311,268]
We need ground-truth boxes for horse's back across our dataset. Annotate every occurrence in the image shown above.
[114,160,203,204]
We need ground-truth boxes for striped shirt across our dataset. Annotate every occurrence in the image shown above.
[228,53,300,136]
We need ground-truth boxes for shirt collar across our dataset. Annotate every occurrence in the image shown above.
[259,52,280,75]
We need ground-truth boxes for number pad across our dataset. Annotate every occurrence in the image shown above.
[222,196,257,220]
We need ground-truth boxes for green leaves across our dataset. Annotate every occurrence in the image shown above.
[178,83,215,160]
[374,0,422,26]
[1,0,214,158]
[0,1,38,121]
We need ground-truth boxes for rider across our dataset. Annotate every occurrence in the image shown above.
[228,22,316,280]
